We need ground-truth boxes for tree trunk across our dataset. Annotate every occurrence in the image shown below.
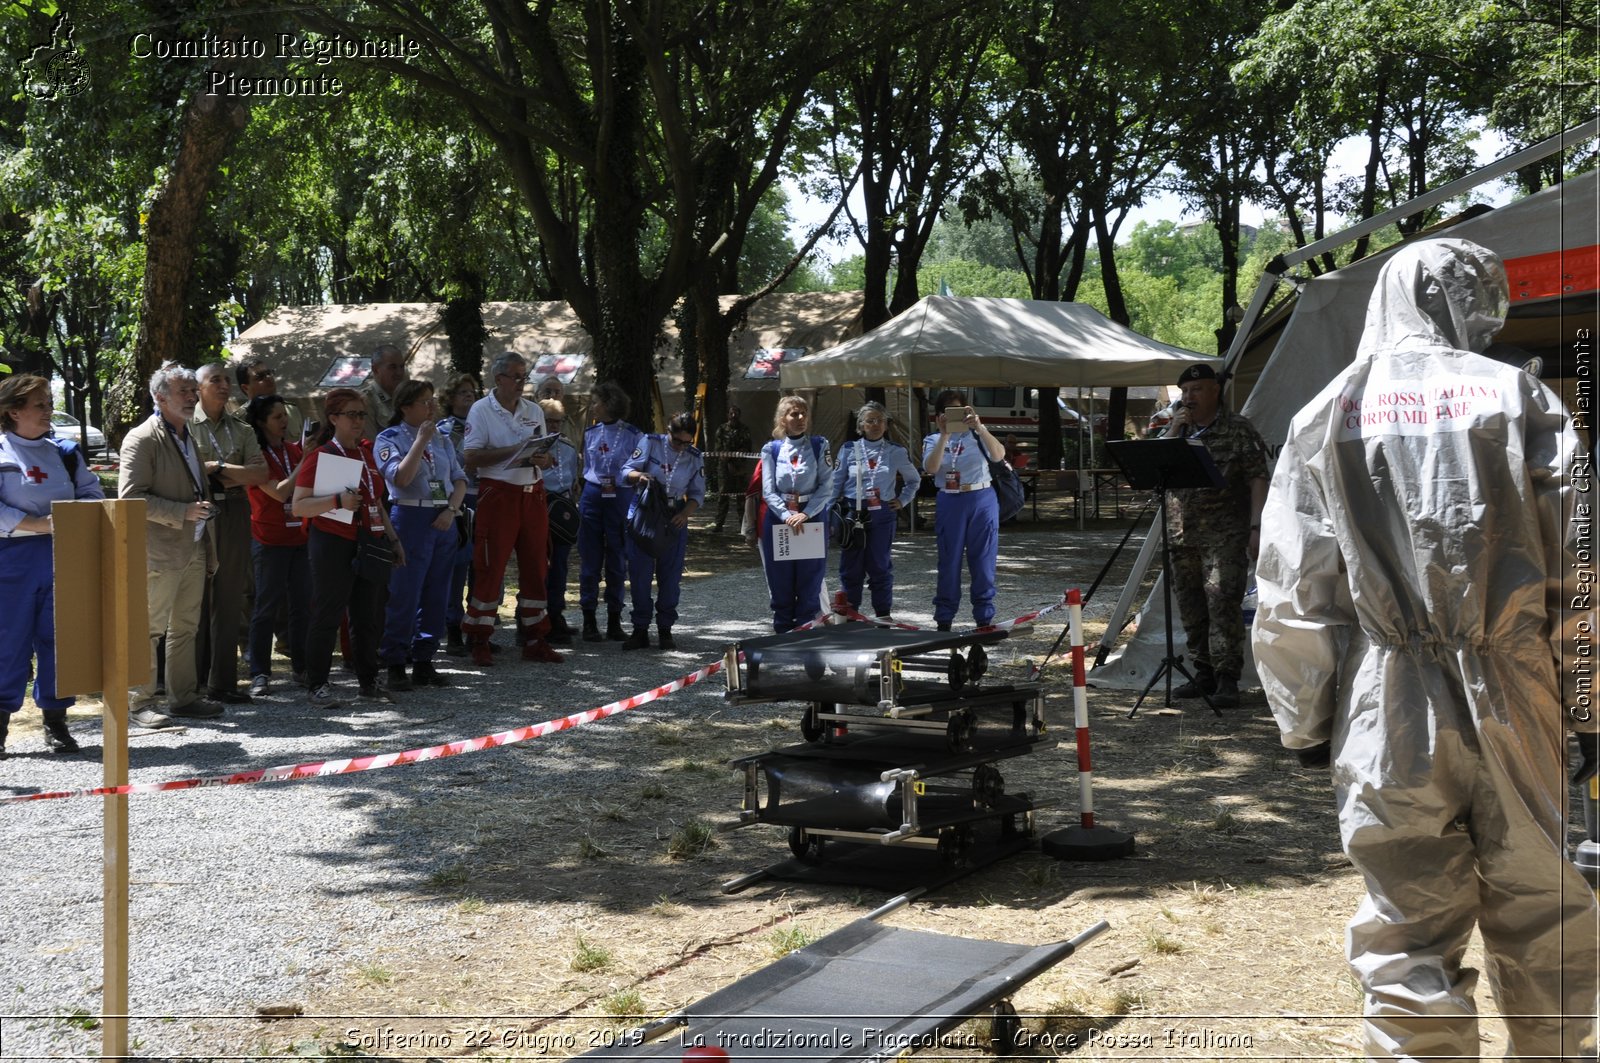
[132,90,249,404]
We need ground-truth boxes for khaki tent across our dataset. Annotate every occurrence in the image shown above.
[228,292,866,434]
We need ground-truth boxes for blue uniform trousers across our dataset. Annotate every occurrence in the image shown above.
[382,505,457,665]
[248,540,309,678]
[627,524,688,630]
[838,506,898,617]
[933,487,999,626]
[547,534,574,623]
[447,494,475,626]
[759,510,828,633]
[0,537,70,713]
[578,483,629,614]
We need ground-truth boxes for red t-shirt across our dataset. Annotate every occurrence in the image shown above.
[249,440,308,548]
[294,441,387,541]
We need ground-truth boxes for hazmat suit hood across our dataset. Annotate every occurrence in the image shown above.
[1355,237,1509,357]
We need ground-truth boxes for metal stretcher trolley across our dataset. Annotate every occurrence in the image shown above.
[582,917,1110,1061]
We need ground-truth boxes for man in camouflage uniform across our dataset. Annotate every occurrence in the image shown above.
[708,404,754,533]
[1164,363,1268,708]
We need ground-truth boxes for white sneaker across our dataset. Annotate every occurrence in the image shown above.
[309,685,346,709]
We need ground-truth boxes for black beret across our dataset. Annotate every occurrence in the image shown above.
[1176,363,1219,386]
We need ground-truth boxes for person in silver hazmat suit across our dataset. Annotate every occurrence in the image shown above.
[1252,237,1599,1061]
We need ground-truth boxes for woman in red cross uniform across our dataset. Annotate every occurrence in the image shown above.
[0,373,105,757]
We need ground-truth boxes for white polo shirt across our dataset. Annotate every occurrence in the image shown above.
[464,394,545,487]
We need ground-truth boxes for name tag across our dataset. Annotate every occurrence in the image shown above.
[784,493,801,512]
[866,486,882,510]
[601,475,616,497]
[367,504,382,529]
[943,470,962,491]
[428,479,447,503]
[283,502,301,528]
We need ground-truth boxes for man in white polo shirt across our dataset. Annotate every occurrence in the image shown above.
[462,351,563,666]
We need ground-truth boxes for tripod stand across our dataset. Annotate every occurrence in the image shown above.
[1103,438,1225,718]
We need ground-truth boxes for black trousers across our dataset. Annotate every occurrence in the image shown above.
[305,525,387,689]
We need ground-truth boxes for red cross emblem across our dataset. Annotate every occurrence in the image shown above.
[23,465,46,484]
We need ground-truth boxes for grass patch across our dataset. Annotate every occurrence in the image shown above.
[61,1009,99,1031]
[427,863,470,891]
[570,936,612,973]
[666,820,717,860]
[577,834,613,859]
[602,989,646,1023]
[1144,930,1184,955]
[770,925,815,958]
[456,895,487,915]
[652,724,686,747]
[639,780,669,800]
[649,895,681,917]
[357,964,393,985]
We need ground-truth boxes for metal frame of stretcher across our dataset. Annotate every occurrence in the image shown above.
[585,917,1110,1062]
[801,684,1044,751]
[728,732,1052,864]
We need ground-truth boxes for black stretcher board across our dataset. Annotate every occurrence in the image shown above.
[731,727,1042,772]
[576,917,1082,1063]
[754,823,1035,892]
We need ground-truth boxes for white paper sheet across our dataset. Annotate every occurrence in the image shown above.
[311,452,366,524]
[771,520,825,560]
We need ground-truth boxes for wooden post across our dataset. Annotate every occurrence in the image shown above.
[53,499,148,1061]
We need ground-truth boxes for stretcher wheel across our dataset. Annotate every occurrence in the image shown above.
[968,644,988,683]
[945,711,976,752]
[1000,794,1034,840]
[988,999,1021,1055]
[800,704,824,743]
[972,764,1005,807]
[787,826,825,863]
[937,824,974,868]
[947,650,968,690]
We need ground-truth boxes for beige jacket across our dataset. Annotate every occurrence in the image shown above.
[117,414,216,573]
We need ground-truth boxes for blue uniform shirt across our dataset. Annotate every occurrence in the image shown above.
[761,435,835,519]
[623,434,706,505]
[0,434,105,535]
[374,422,466,503]
[438,414,478,496]
[583,421,646,493]
[922,431,994,491]
[833,438,920,510]
[544,437,580,497]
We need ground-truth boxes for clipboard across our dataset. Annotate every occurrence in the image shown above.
[311,452,365,524]
[771,520,826,560]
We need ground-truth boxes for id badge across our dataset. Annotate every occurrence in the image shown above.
[367,504,382,528]
[944,469,961,491]
[784,493,801,512]
[866,485,882,510]
[283,502,301,529]
[428,479,447,503]
[211,483,228,503]
[601,475,616,498]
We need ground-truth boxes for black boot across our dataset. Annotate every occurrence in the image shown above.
[387,664,415,692]
[582,610,603,642]
[0,713,8,759]
[622,626,650,651]
[606,612,627,641]
[1211,674,1241,708]
[547,613,574,646]
[444,623,467,657]
[42,709,79,755]
[413,661,449,688]
[936,621,952,632]
[657,627,676,651]
[1173,667,1217,699]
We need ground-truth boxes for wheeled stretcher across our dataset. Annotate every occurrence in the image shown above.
[580,917,1110,1062]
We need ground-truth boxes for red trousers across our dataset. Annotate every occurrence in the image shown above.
[464,478,550,644]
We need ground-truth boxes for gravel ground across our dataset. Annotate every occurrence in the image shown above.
[0,519,1135,1061]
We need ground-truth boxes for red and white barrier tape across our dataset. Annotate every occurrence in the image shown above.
[0,657,728,807]
[0,593,1067,808]
[1068,589,1095,829]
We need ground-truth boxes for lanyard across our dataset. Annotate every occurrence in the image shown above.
[266,442,294,479]
[330,438,373,501]
[160,416,205,500]
[199,412,236,461]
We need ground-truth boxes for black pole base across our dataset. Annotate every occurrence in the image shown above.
[1041,824,1136,862]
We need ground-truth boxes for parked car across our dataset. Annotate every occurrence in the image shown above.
[49,411,109,458]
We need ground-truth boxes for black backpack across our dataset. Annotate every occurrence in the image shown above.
[988,458,1026,523]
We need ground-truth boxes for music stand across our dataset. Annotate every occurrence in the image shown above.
[1103,438,1226,717]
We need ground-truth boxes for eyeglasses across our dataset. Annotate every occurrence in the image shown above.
[332,410,367,419]
[499,372,528,383]
[252,369,275,381]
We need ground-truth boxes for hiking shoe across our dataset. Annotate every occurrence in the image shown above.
[521,640,565,664]
[42,711,79,754]
[358,683,395,704]
[248,674,270,698]
[622,627,650,651]
[207,687,252,705]
[131,707,174,729]
[291,670,309,688]
[581,612,602,642]
[309,685,346,710]
[386,665,414,692]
